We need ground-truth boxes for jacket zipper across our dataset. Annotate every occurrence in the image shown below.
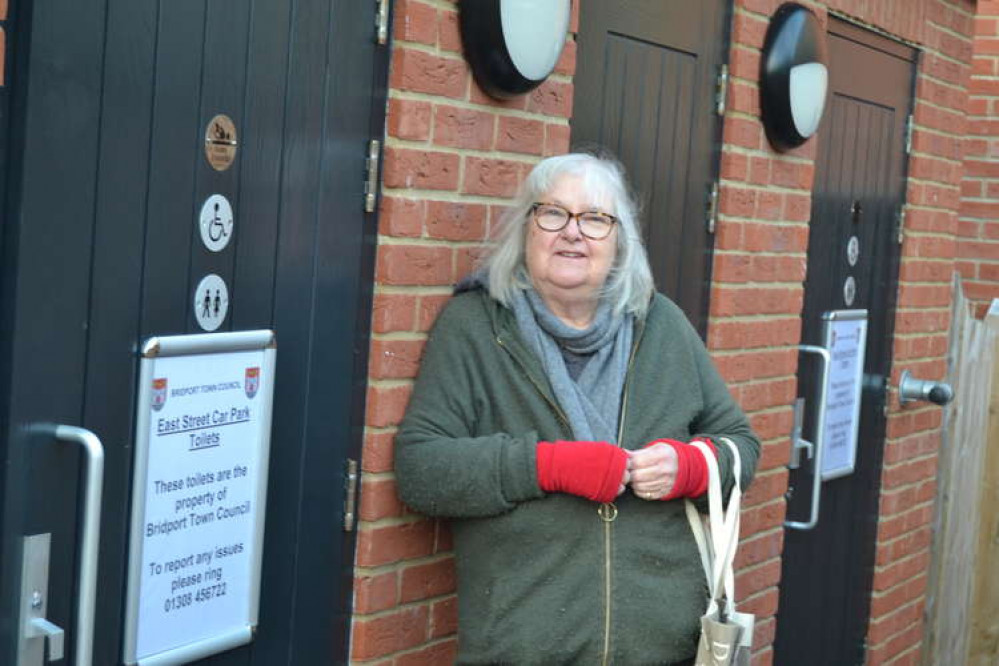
[600,334,641,666]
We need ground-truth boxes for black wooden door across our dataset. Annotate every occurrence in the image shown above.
[774,19,915,666]
[0,1,384,664]
[571,0,729,335]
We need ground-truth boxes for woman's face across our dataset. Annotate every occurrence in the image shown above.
[525,173,618,305]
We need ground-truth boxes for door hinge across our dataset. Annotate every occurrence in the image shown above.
[706,181,719,234]
[364,139,381,213]
[343,458,359,532]
[375,0,390,45]
[715,64,729,116]
[895,205,906,246]
[904,114,913,154]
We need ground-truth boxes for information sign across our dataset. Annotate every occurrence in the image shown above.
[124,330,275,666]
[819,310,867,480]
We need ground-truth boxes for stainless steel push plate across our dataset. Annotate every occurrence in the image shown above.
[18,533,65,665]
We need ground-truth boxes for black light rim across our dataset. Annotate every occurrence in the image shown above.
[759,2,829,152]
[460,0,557,99]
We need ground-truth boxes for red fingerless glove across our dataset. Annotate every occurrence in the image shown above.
[536,440,628,503]
[645,438,718,500]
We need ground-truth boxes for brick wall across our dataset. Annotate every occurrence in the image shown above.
[959,0,999,316]
[351,1,986,665]
[351,1,577,662]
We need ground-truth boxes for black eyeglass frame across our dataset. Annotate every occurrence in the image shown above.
[529,202,619,240]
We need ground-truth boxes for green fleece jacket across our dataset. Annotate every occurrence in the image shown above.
[395,287,760,665]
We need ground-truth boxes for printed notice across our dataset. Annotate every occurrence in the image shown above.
[820,316,867,480]
[125,334,274,665]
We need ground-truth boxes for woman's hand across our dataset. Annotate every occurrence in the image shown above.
[627,442,679,500]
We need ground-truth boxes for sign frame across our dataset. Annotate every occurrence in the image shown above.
[819,309,867,481]
[123,330,276,666]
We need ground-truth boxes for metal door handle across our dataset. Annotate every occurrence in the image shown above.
[786,345,831,531]
[27,618,65,661]
[53,425,104,666]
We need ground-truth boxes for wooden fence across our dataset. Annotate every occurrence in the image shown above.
[921,275,998,666]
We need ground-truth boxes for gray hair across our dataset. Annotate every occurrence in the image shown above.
[482,152,655,317]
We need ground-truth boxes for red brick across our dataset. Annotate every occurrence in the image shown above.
[435,520,454,553]
[438,8,462,52]
[960,198,999,219]
[463,157,523,197]
[740,588,779,619]
[545,123,571,156]
[728,45,761,81]
[770,160,814,190]
[892,309,950,335]
[734,530,784,570]
[366,384,413,428]
[351,605,430,660]
[0,28,5,87]
[455,244,489,281]
[714,347,799,381]
[418,294,452,332]
[496,116,545,155]
[734,560,781,599]
[747,408,794,441]
[426,201,488,241]
[372,293,417,334]
[376,244,453,286]
[729,79,760,115]
[360,477,406,521]
[362,431,396,473]
[396,639,459,666]
[355,571,399,613]
[748,156,771,186]
[383,147,460,191]
[554,38,577,76]
[756,191,782,220]
[723,116,763,150]
[720,152,749,181]
[433,105,495,150]
[569,0,579,34]
[732,11,768,48]
[527,79,574,117]
[469,77,529,110]
[387,98,432,142]
[380,196,425,238]
[719,186,757,218]
[394,0,437,45]
[0,0,7,21]
[356,520,436,567]
[429,600,459,642]
[370,339,426,380]
[391,48,468,99]
[400,558,457,603]
[739,497,787,534]
[708,319,801,349]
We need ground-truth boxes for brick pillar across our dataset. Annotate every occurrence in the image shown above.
[958,0,999,316]
[350,1,577,663]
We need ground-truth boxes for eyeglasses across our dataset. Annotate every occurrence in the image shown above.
[530,202,618,240]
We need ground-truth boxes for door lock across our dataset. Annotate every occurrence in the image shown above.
[18,533,65,664]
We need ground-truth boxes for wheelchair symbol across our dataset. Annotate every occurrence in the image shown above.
[199,194,234,252]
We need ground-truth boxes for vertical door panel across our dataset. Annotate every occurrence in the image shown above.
[0,0,383,663]
[572,0,728,335]
[775,20,915,666]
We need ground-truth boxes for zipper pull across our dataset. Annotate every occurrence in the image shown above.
[598,502,618,522]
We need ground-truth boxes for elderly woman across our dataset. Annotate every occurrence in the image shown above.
[395,153,759,665]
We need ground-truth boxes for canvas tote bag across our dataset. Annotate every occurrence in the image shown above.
[685,438,755,666]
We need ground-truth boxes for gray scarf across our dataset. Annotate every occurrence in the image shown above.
[510,288,634,442]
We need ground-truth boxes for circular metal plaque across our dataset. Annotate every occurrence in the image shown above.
[193,273,230,331]
[843,276,856,306]
[204,114,238,171]
[199,194,234,252]
[847,236,859,267]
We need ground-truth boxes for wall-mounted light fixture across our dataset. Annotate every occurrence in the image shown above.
[760,3,829,152]
[460,0,571,99]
